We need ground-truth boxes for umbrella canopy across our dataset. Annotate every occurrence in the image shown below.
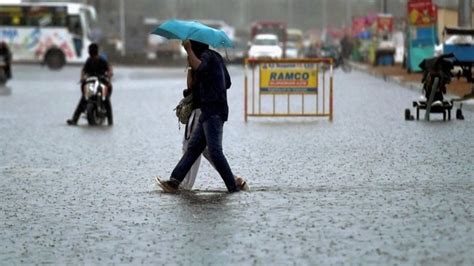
[151,19,233,48]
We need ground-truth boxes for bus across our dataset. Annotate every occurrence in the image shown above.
[0,2,97,69]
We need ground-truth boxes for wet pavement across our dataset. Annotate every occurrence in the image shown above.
[0,64,473,265]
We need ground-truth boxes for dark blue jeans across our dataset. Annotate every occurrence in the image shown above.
[170,115,238,192]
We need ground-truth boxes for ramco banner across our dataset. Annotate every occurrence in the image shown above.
[259,63,318,94]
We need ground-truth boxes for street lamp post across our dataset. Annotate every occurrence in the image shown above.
[322,0,327,30]
[378,0,388,13]
[458,0,472,27]
[346,0,352,28]
[287,0,293,27]
[119,0,126,56]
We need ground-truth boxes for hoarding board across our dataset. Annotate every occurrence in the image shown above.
[408,0,437,26]
[259,63,318,94]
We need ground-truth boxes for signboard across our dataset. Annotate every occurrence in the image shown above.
[259,63,318,94]
[408,0,437,26]
[352,17,366,37]
[377,14,393,34]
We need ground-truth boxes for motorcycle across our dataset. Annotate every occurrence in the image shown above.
[319,45,351,73]
[83,76,109,125]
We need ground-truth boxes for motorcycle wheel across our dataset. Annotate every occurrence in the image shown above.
[0,69,6,86]
[456,108,464,120]
[404,109,411,120]
[341,61,352,73]
[86,103,105,126]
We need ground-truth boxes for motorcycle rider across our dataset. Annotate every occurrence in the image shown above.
[340,34,353,60]
[67,43,114,126]
[0,41,12,79]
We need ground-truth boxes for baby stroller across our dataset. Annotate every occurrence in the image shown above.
[405,53,464,121]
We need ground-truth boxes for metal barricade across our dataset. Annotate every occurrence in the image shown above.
[244,58,334,122]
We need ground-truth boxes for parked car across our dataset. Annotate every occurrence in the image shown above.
[248,34,282,59]
[285,41,300,58]
[287,28,303,56]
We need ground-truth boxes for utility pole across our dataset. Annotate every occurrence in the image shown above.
[239,0,246,29]
[322,0,327,30]
[458,0,472,28]
[381,0,388,13]
[119,0,126,56]
[287,0,293,27]
[346,0,352,27]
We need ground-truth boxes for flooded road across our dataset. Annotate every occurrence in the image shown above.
[0,64,473,264]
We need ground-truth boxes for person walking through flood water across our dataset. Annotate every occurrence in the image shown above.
[157,40,245,193]
[179,60,248,191]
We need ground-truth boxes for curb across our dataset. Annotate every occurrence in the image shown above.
[349,62,422,91]
[350,62,474,112]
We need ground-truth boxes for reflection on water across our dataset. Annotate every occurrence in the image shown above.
[179,190,230,205]
[77,124,114,131]
[0,85,12,96]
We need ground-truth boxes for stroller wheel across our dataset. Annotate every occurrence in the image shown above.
[405,109,413,121]
[456,108,464,120]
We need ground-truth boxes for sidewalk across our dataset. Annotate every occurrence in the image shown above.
[351,62,474,110]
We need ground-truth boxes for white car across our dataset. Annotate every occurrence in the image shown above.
[285,41,300,58]
[248,34,282,59]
